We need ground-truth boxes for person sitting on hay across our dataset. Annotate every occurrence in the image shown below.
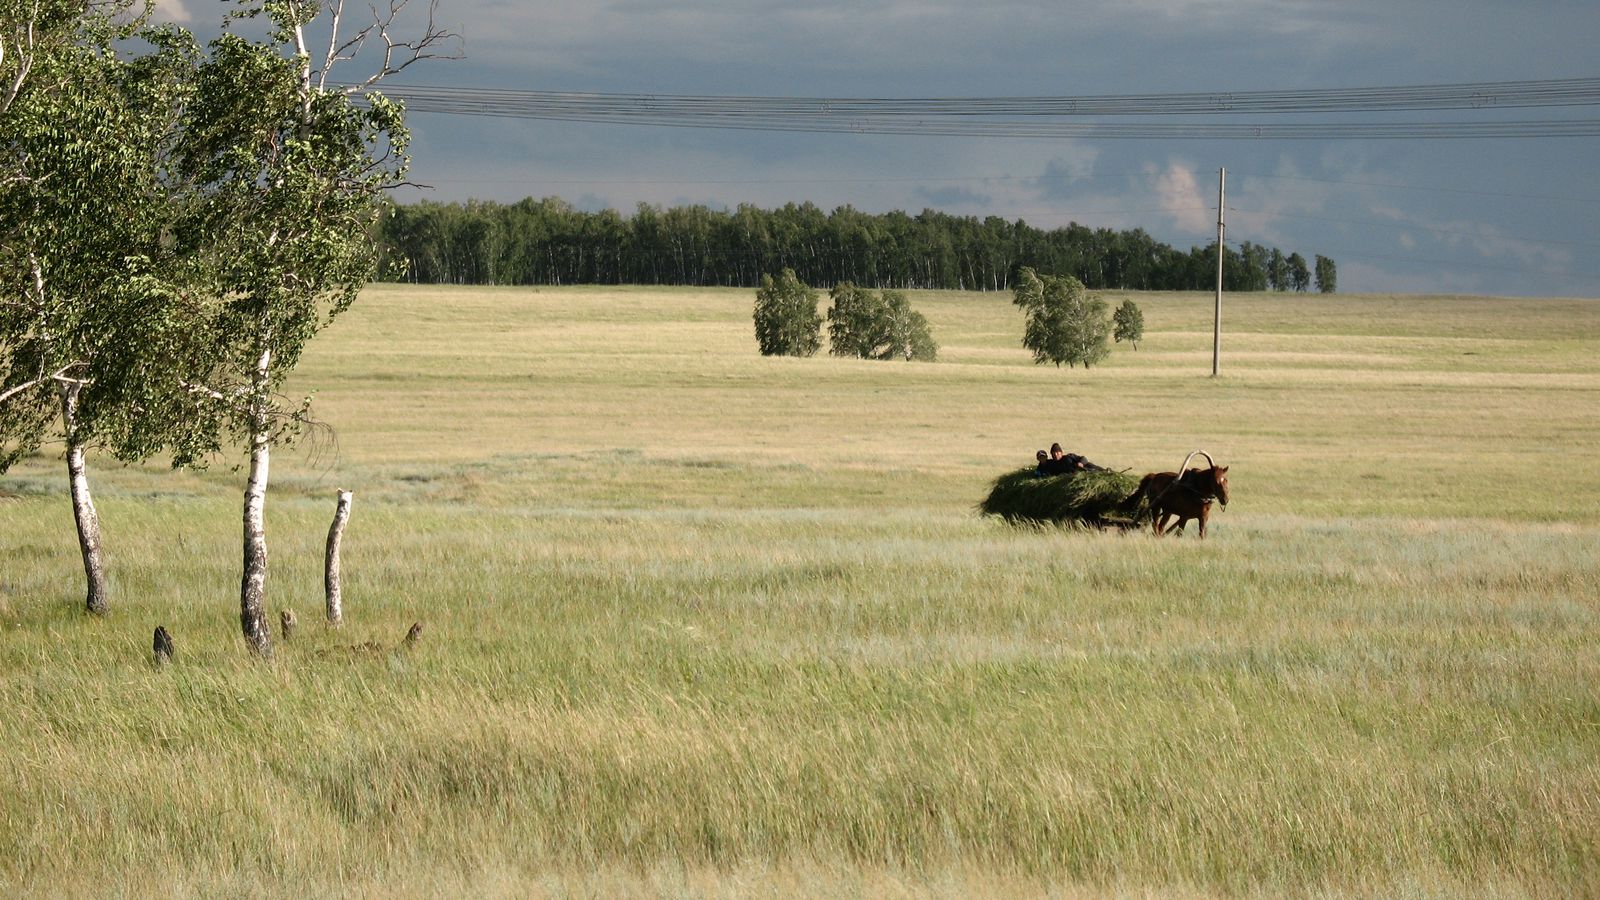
[1039,442,1103,475]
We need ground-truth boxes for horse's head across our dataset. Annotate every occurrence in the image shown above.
[1212,465,1230,507]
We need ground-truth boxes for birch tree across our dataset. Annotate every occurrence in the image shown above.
[1013,267,1110,369]
[1,0,101,118]
[143,0,455,655]
[0,1,188,615]
[1112,298,1144,350]
[826,282,935,361]
[753,268,821,357]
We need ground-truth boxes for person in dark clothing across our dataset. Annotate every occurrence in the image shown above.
[1045,441,1103,474]
[1034,450,1050,476]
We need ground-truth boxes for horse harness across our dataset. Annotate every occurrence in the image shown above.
[1152,472,1220,507]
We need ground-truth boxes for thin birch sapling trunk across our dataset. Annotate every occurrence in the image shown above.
[58,380,108,615]
[239,347,272,655]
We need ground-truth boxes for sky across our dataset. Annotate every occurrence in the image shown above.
[152,1,1600,296]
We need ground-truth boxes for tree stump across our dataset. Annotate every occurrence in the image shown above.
[280,609,297,641]
[152,626,174,666]
[325,490,352,626]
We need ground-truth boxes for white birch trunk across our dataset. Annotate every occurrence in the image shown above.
[59,381,108,616]
[240,348,273,655]
[325,489,352,626]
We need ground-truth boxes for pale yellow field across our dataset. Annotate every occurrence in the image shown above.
[1,285,1597,897]
[291,285,1600,519]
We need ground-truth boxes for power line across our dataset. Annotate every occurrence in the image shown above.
[354,77,1600,140]
[397,108,1600,140]
[396,168,1599,212]
[363,77,1600,116]
[387,171,1154,187]
[385,162,1598,205]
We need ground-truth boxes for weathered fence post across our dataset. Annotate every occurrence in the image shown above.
[153,626,173,666]
[325,489,352,626]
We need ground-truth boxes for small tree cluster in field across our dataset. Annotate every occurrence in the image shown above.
[753,269,822,356]
[827,282,937,361]
[1113,299,1145,350]
[1012,268,1111,368]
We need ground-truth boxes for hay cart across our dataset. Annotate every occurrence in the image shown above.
[978,450,1216,529]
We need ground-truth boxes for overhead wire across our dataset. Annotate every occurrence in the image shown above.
[348,76,1600,140]
[396,170,1600,213]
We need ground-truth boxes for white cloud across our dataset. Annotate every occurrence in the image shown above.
[151,0,191,24]
[1148,163,1213,234]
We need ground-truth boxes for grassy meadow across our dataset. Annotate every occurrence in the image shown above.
[2,284,1598,897]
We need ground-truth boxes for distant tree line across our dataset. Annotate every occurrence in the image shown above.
[375,198,1336,293]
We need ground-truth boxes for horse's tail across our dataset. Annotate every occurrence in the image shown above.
[1121,474,1155,515]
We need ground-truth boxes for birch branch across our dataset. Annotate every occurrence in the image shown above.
[317,0,460,93]
[0,362,84,404]
[0,376,46,405]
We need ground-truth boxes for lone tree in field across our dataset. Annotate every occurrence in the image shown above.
[0,1,190,615]
[826,282,936,361]
[1112,298,1144,350]
[1013,268,1111,368]
[1315,254,1337,293]
[753,268,821,357]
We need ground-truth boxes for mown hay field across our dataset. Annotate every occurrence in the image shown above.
[2,285,1598,898]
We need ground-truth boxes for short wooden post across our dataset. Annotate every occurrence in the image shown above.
[325,489,352,627]
[153,625,174,666]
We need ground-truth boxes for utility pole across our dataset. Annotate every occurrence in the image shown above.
[1212,167,1225,378]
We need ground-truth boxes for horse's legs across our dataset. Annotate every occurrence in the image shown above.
[1154,511,1173,535]
[1197,507,1209,538]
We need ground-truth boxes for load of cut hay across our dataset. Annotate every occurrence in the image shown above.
[979,467,1143,526]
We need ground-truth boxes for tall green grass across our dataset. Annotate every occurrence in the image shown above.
[2,286,1598,896]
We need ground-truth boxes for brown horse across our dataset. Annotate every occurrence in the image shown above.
[1124,465,1230,537]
